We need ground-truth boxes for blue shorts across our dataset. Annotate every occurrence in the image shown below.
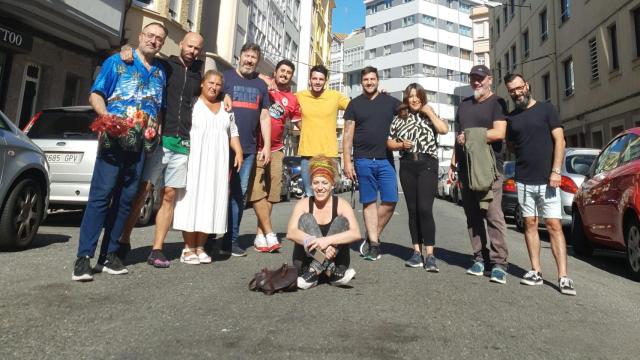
[354,158,398,204]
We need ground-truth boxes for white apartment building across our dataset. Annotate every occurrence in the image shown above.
[470,4,490,66]
[364,0,483,161]
[343,27,366,98]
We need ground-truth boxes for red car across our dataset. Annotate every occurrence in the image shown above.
[572,128,640,280]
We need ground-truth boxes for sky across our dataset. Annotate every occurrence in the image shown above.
[331,0,365,35]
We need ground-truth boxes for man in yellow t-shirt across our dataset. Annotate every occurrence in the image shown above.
[296,65,350,196]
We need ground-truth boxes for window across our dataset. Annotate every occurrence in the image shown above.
[368,49,376,59]
[18,63,40,128]
[503,7,508,27]
[384,0,392,9]
[383,22,391,32]
[588,37,599,80]
[187,0,198,30]
[592,130,604,150]
[384,45,391,55]
[460,2,472,13]
[366,5,376,14]
[497,61,502,82]
[402,64,414,76]
[460,72,469,83]
[509,0,515,20]
[459,25,471,37]
[446,69,455,80]
[445,21,455,32]
[447,45,455,56]
[522,30,529,58]
[510,45,517,71]
[504,53,510,75]
[460,49,472,60]
[447,0,457,8]
[422,15,436,27]
[168,0,180,20]
[633,7,640,58]
[62,73,80,107]
[423,65,436,76]
[134,0,155,10]
[427,91,437,103]
[496,19,501,36]
[621,135,640,163]
[608,23,619,70]
[594,134,631,172]
[477,53,486,65]
[611,125,625,137]
[563,58,575,96]
[423,40,436,51]
[446,94,456,105]
[542,73,551,101]
[403,0,414,3]
[561,0,571,23]
[403,40,414,51]
[381,69,390,79]
[539,9,548,41]
[403,15,415,27]
[368,27,377,36]
[474,22,485,38]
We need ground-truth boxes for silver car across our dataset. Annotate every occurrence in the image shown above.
[0,110,50,249]
[559,148,600,227]
[24,106,159,225]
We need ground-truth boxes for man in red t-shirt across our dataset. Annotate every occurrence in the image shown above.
[250,59,301,252]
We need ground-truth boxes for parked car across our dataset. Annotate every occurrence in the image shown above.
[572,129,640,280]
[449,176,463,205]
[501,161,523,230]
[0,110,50,250]
[559,148,599,227]
[23,106,159,225]
[282,156,303,199]
[437,172,451,199]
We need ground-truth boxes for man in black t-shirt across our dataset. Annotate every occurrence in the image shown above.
[504,73,576,296]
[449,65,509,283]
[343,66,402,261]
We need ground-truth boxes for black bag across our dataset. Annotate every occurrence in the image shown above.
[249,264,298,295]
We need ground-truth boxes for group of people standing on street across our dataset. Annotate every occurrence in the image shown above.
[70,23,576,296]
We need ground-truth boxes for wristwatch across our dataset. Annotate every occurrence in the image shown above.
[551,168,561,175]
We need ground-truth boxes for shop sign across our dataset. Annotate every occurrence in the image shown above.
[0,24,33,52]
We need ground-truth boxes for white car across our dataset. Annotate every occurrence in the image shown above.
[437,172,451,198]
[559,148,600,227]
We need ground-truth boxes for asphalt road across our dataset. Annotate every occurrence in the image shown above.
[1,192,638,359]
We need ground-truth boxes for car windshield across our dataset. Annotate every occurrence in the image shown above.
[565,154,597,176]
[27,111,97,140]
[503,161,515,178]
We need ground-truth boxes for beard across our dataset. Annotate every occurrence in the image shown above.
[513,93,531,110]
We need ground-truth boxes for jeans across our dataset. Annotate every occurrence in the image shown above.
[300,157,313,197]
[77,147,144,258]
[399,158,438,246]
[223,153,256,245]
[292,213,351,275]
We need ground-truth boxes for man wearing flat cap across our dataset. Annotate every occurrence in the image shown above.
[448,65,510,284]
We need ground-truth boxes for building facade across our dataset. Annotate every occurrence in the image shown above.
[364,0,483,162]
[343,27,366,98]
[470,4,490,66]
[297,0,336,90]
[0,0,127,127]
[489,0,640,149]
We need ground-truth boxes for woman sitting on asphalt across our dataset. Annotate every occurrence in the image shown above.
[387,83,449,272]
[286,155,361,289]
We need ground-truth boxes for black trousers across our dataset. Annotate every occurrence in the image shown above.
[292,213,350,275]
[399,158,438,246]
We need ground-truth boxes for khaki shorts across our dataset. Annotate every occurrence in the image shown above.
[249,150,284,203]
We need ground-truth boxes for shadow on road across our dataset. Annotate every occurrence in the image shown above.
[30,233,71,249]
[435,247,529,279]
[43,210,84,227]
[569,247,635,281]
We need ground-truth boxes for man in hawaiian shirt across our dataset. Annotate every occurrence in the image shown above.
[72,22,167,282]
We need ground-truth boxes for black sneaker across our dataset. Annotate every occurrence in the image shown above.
[404,251,424,268]
[424,255,440,273]
[72,256,93,282]
[329,268,356,286]
[231,244,247,257]
[520,270,543,286]
[297,268,319,289]
[116,242,131,262]
[363,244,381,261]
[147,249,171,268]
[94,253,128,275]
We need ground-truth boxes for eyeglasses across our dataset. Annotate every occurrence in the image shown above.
[507,84,527,94]
[141,32,165,43]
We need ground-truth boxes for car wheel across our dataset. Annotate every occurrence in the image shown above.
[571,210,593,257]
[0,178,45,250]
[624,217,640,281]
[137,189,155,226]
[514,204,524,232]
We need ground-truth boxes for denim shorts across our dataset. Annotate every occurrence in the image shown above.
[141,146,188,188]
[354,158,398,204]
[516,182,562,219]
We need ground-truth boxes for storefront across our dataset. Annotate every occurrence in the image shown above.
[0,23,33,119]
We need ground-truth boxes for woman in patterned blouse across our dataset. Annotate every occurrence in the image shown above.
[387,83,448,272]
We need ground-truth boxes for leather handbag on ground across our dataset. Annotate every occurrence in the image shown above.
[249,263,298,295]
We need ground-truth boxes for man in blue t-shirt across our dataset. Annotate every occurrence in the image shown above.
[221,43,271,257]
[504,73,576,296]
[72,22,167,282]
[342,66,401,262]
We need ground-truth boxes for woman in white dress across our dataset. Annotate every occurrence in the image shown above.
[173,70,243,264]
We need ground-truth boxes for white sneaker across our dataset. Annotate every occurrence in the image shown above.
[265,232,281,252]
[254,234,269,252]
[180,248,200,265]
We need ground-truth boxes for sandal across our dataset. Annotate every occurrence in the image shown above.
[196,247,212,264]
[180,248,200,265]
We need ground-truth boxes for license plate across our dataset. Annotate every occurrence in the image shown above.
[46,152,83,164]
